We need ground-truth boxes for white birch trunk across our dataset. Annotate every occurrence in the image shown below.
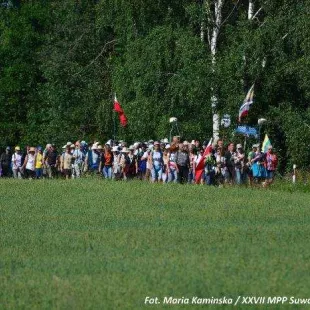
[206,0,224,141]
[200,1,205,43]
[248,0,254,20]
[241,0,255,109]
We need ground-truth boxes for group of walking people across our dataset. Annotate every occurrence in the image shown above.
[0,136,278,187]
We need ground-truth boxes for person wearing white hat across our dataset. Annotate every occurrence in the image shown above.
[120,147,130,180]
[127,146,138,178]
[43,144,51,161]
[45,144,59,179]
[112,146,121,180]
[84,143,100,173]
[121,147,129,153]
[72,143,85,179]
[22,147,36,179]
[61,146,73,179]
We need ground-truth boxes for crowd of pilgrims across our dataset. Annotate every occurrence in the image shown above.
[0,136,278,187]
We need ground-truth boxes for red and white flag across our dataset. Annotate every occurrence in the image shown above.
[113,95,124,114]
[113,95,127,127]
[238,84,254,122]
[195,138,213,183]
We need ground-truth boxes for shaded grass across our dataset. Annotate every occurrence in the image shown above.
[0,179,309,309]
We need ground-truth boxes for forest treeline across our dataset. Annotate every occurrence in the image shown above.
[0,0,309,171]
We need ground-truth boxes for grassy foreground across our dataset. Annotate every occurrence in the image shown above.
[0,179,309,309]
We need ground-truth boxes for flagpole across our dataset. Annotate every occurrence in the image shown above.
[113,93,116,142]
[113,112,116,142]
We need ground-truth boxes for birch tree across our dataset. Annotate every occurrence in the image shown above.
[201,0,261,139]
[248,0,254,19]
[201,0,225,141]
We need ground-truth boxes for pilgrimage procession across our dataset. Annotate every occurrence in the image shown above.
[0,91,278,187]
[0,137,277,187]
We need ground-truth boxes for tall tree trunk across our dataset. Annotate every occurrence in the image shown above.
[248,0,254,20]
[204,0,225,141]
[243,0,255,92]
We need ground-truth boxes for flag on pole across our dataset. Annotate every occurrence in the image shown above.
[238,84,255,122]
[113,95,124,113]
[113,95,127,127]
[262,134,271,153]
[119,113,127,127]
[195,138,213,183]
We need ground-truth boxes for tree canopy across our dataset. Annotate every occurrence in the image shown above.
[0,0,309,170]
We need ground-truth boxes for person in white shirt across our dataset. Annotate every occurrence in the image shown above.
[12,146,23,179]
[72,144,84,179]
[150,142,163,182]
[22,147,36,179]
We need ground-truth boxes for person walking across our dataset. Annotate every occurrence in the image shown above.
[85,143,100,173]
[224,143,236,185]
[112,146,121,180]
[127,146,138,179]
[35,147,44,179]
[137,143,148,180]
[100,144,114,179]
[150,141,163,183]
[204,149,216,186]
[45,144,58,178]
[0,147,12,177]
[264,145,278,187]
[175,143,190,184]
[251,145,266,184]
[162,145,170,183]
[167,144,178,183]
[120,147,130,180]
[234,144,245,185]
[72,143,84,179]
[61,146,73,180]
[188,144,196,184]
[215,147,225,186]
[22,147,36,179]
[12,146,23,179]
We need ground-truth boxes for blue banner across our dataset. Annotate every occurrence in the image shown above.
[235,126,258,137]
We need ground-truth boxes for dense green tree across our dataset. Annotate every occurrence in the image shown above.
[0,0,309,171]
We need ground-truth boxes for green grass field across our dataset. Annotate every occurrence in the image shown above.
[1,179,310,309]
